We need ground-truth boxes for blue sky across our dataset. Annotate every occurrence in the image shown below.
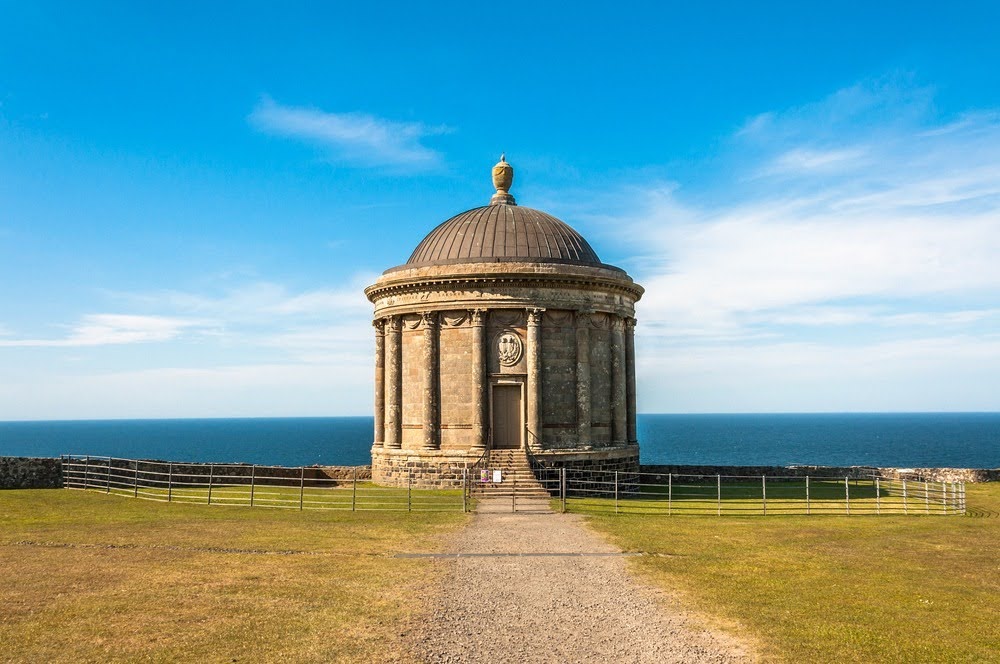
[2,2,1000,419]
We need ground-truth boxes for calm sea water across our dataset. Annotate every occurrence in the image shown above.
[1,413,998,468]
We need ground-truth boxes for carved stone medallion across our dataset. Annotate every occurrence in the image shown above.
[496,331,523,366]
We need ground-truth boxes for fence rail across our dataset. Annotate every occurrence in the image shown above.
[62,455,465,512]
[530,468,966,516]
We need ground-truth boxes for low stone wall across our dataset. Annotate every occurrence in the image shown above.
[639,464,1000,483]
[371,448,481,488]
[0,456,62,489]
[531,445,640,474]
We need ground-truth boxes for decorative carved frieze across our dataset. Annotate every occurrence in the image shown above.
[543,310,572,326]
[440,310,468,327]
[491,309,525,327]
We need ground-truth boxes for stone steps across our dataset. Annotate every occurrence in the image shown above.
[471,449,553,499]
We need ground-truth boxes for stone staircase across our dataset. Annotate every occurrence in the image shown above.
[471,449,552,501]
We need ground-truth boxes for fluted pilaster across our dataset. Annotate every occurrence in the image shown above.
[470,309,487,450]
[575,310,592,447]
[611,315,627,443]
[526,308,544,450]
[384,316,402,449]
[625,317,637,443]
[373,319,385,447]
[422,311,440,450]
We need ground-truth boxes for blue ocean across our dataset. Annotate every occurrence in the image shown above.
[1,413,998,468]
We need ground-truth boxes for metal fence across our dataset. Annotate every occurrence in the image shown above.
[62,455,466,512]
[531,468,967,516]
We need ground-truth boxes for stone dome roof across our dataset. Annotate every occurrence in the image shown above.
[406,203,602,267]
[405,155,601,267]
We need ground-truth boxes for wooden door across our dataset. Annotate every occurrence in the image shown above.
[491,384,522,449]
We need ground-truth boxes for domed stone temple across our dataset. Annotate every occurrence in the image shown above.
[365,157,644,487]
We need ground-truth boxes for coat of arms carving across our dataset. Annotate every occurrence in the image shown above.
[496,331,523,366]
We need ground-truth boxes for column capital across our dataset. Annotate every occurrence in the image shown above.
[421,311,438,328]
[624,317,637,330]
[610,315,626,332]
[527,307,545,325]
[373,318,387,334]
[469,308,487,326]
[385,315,402,333]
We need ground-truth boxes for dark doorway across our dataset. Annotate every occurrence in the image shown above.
[491,384,522,449]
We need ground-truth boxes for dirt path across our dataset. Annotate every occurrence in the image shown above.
[410,498,754,663]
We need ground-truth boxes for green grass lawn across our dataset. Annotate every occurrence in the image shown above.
[584,482,1000,662]
[0,489,467,663]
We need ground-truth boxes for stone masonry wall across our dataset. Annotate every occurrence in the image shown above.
[589,316,612,445]
[372,448,479,488]
[541,309,577,447]
[0,456,62,488]
[401,316,423,449]
[438,320,475,450]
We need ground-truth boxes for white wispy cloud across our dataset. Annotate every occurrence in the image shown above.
[598,76,1000,410]
[249,97,449,168]
[0,314,205,347]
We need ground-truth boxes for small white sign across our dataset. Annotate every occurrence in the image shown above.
[492,469,502,483]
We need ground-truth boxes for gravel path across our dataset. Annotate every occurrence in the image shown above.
[411,498,754,663]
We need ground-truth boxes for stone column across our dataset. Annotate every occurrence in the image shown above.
[526,308,544,451]
[625,318,638,443]
[384,316,402,449]
[575,310,591,448]
[610,315,627,444]
[373,319,386,447]
[470,309,488,450]
[422,311,440,450]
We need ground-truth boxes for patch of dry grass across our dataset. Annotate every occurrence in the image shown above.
[0,489,466,662]
[586,482,1000,663]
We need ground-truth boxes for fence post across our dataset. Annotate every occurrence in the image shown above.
[845,476,850,515]
[407,474,412,512]
[615,471,619,515]
[717,474,722,517]
[941,481,947,514]
[168,462,173,502]
[299,466,305,511]
[561,467,566,513]
[85,455,90,490]
[352,466,357,512]
[133,460,139,498]
[924,480,930,514]
[512,474,516,513]
[667,473,672,516]
[903,479,908,514]
[806,475,810,515]
[250,465,256,507]
[207,464,214,505]
[106,458,112,493]
[875,476,880,515]
[761,475,767,516]
[462,468,467,513]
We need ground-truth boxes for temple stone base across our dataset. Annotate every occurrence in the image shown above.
[372,447,484,488]
[529,445,640,474]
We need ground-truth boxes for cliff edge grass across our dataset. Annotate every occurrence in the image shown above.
[586,482,1000,662]
[0,489,467,663]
